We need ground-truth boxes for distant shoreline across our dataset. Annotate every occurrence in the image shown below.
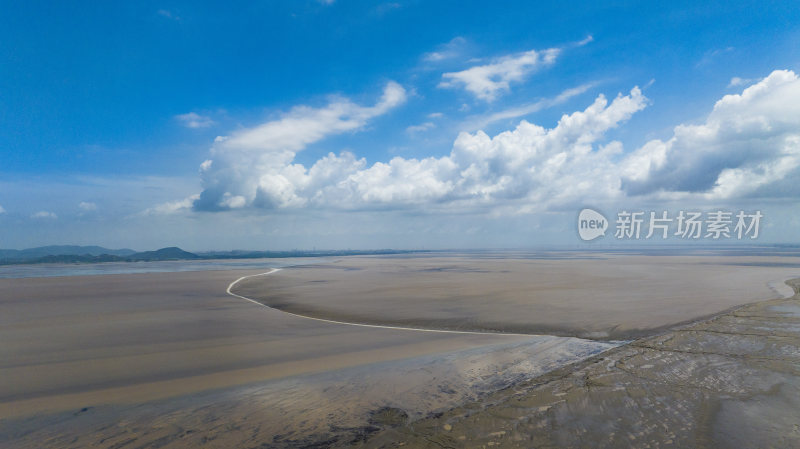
[0,246,426,267]
[4,244,800,268]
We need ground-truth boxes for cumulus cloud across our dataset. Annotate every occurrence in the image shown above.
[621,70,800,200]
[180,69,800,218]
[193,82,406,211]
[32,211,57,219]
[176,112,215,129]
[439,47,560,101]
[194,86,646,213]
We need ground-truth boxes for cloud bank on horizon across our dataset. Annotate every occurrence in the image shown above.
[180,67,800,217]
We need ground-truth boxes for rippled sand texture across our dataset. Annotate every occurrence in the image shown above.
[361,279,800,448]
[234,253,800,339]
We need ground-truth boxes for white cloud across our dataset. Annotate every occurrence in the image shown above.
[406,122,435,134]
[462,82,599,130]
[439,47,560,101]
[32,211,57,219]
[213,81,404,154]
[180,70,800,218]
[78,201,97,211]
[176,112,215,129]
[423,37,467,62]
[621,70,800,200]
[193,86,646,213]
[427,112,444,119]
[0,205,5,214]
[194,82,406,211]
[728,76,759,88]
[728,77,745,87]
[144,194,200,216]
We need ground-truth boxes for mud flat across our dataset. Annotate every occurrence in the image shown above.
[0,335,614,448]
[0,265,611,448]
[360,279,800,448]
[234,253,800,339]
[1,251,799,448]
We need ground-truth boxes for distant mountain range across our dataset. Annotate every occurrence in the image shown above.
[0,246,200,265]
[0,245,419,266]
[0,245,137,260]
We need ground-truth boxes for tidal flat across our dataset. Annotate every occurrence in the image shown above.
[1,250,799,448]
[360,279,800,448]
[234,252,799,340]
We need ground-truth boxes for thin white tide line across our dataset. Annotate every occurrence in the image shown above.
[225,269,548,337]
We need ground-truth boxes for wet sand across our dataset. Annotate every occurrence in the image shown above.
[360,279,800,448]
[1,251,799,447]
[0,269,559,416]
[233,253,800,339]
[0,265,610,448]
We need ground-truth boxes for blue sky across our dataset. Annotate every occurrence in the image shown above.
[2,0,800,250]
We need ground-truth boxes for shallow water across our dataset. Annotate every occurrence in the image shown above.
[0,257,318,279]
